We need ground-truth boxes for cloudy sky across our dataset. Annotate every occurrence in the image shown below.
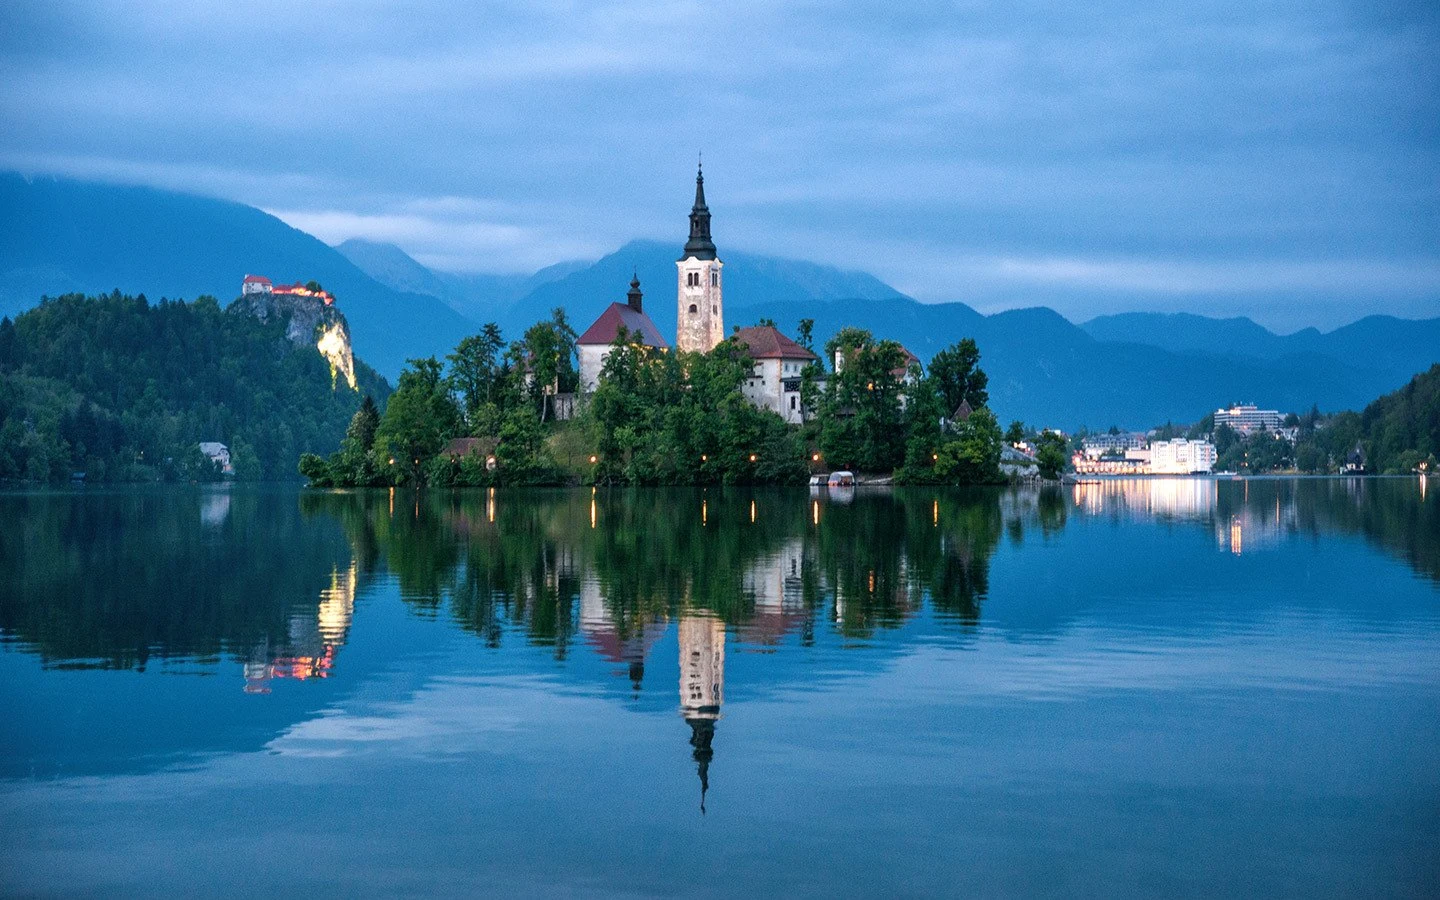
[2,0,1437,329]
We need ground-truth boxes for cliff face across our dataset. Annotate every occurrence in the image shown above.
[229,292,357,390]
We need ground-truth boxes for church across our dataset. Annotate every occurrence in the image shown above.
[576,165,817,422]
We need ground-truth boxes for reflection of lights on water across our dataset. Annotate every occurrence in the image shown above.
[812,500,820,526]
[750,500,756,524]
[487,486,495,523]
[868,570,875,593]
[702,499,708,526]
[1422,475,1428,501]
[388,487,394,517]
[318,560,358,643]
[1230,517,1243,555]
[590,495,597,529]
[933,498,938,526]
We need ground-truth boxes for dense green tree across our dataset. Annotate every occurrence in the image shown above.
[1358,363,1440,473]
[373,357,462,485]
[1035,430,1069,480]
[819,328,908,471]
[927,338,988,413]
[447,324,506,424]
[523,309,578,422]
[935,407,1003,484]
[1005,420,1026,445]
[346,395,380,452]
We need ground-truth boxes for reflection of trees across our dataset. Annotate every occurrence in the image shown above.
[7,478,1435,675]
[0,490,353,670]
[309,487,1011,646]
[1291,478,1440,583]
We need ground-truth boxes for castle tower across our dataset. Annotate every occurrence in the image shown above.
[676,164,724,354]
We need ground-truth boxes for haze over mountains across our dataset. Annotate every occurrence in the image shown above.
[4,173,1436,428]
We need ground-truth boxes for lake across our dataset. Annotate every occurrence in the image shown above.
[2,479,1437,897]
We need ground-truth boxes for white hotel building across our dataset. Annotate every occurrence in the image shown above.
[1150,439,1217,474]
[1213,404,1284,434]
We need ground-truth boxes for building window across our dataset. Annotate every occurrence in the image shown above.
[711,305,716,313]
[790,395,797,410]
[711,270,719,286]
[688,304,698,314]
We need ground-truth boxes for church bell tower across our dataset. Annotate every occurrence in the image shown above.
[676,163,724,354]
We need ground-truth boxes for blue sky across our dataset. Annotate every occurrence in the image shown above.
[2,0,1437,329]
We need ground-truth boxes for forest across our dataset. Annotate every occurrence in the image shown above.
[0,291,389,482]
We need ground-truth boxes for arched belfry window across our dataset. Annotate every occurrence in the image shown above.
[689,304,698,314]
[711,270,719,286]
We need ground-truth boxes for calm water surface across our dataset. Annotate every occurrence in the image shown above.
[2,479,1438,897]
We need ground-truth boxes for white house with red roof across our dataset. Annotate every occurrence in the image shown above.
[576,275,669,392]
[241,274,272,295]
[733,325,817,424]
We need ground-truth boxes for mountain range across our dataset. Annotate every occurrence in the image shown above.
[4,172,1436,428]
[0,174,474,378]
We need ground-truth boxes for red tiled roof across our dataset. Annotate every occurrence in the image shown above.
[888,345,921,377]
[242,274,271,284]
[732,326,816,361]
[576,303,669,348]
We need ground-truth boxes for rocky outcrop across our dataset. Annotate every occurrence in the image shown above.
[229,292,357,390]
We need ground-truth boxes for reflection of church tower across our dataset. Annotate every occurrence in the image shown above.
[679,613,725,812]
[676,164,724,354]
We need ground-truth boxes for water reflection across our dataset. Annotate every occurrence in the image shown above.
[243,561,358,693]
[2,479,1437,683]
[3,480,1437,895]
[680,613,724,812]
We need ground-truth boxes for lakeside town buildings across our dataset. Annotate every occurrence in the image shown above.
[1073,438,1218,475]
[1213,404,1283,435]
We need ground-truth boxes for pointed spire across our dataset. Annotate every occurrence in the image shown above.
[681,161,717,261]
[627,272,643,313]
[688,717,715,814]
